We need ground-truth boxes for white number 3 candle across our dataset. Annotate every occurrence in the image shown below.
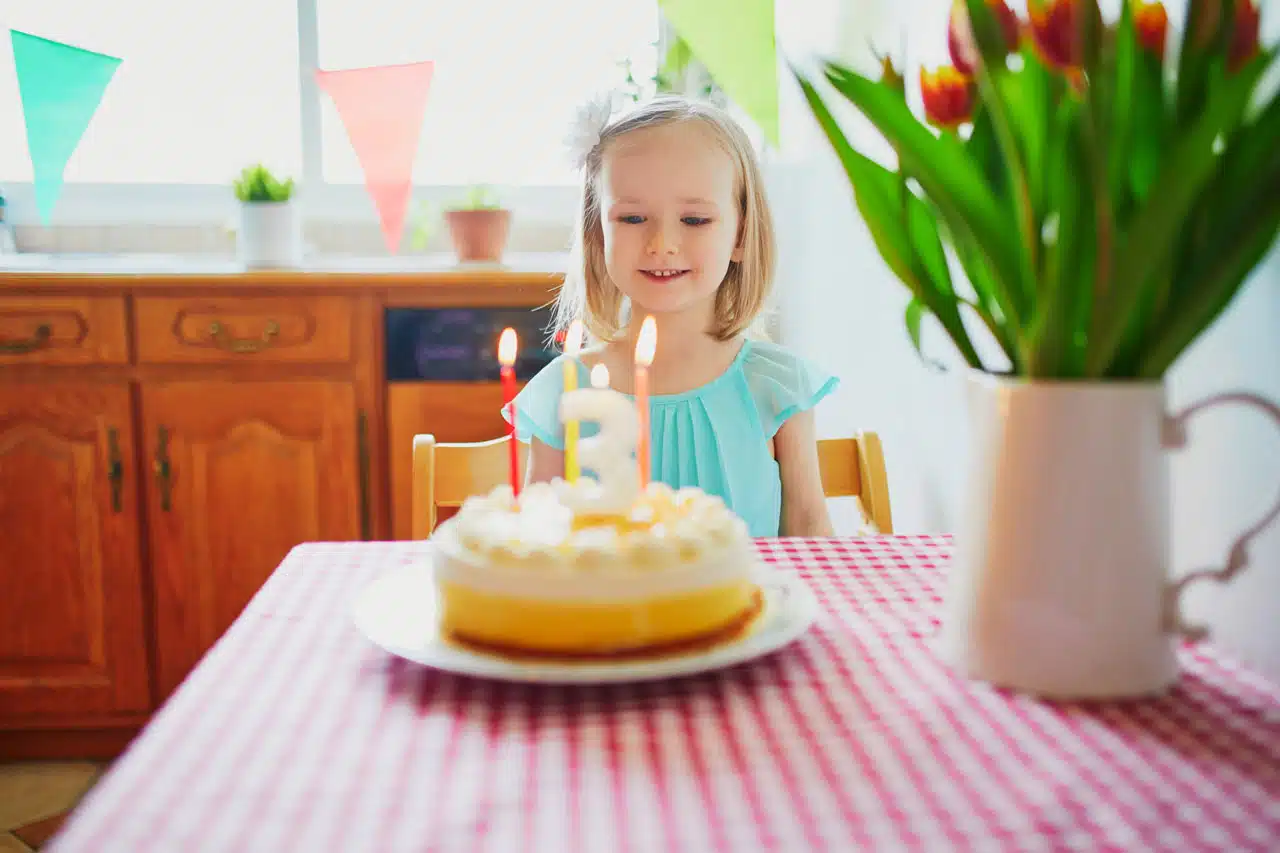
[559,363,640,514]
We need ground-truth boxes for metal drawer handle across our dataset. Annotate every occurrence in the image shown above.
[358,410,371,540]
[209,320,280,353]
[107,427,124,513]
[0,323,52,354]
[154,425,172,511]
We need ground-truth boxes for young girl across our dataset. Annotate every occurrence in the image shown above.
[504,94,838,537]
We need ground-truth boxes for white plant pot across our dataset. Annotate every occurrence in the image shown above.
[939,371,1280,699]
[237,200,301,268]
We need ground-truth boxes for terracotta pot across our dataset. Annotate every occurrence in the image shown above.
[939,371,1280,699]
[444,209,511,262]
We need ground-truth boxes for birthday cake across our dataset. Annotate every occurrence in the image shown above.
[430,478,764,656]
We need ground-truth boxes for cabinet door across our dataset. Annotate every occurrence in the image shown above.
[142,381,363,699]
[0,383,150,719]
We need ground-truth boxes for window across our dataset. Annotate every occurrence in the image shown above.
[0,0,301,184]
[0,0,660,207]
[317,0,660,187]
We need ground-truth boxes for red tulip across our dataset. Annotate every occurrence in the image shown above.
[1133,1,1169,60]
[921,65,976,129]
[1229,0,1261,73]
[1028,0,1103,70]
[948,0,1022,75]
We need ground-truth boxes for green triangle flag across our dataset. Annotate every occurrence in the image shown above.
[658,0,779,146]
[10,30,122,224]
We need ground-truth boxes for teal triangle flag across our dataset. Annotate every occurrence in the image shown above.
[10,30,122,224]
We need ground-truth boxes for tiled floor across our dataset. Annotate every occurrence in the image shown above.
[0,763,105,852]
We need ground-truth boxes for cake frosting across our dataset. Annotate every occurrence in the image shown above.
[431,478,763,655]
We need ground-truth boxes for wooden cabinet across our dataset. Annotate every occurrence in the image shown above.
[0,262,563,758]
[0,383,150,719]
[142,381,364,699]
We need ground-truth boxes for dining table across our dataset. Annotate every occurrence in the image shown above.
[46,536,1280,852]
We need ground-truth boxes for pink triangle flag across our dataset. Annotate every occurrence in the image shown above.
[316,61,435,252]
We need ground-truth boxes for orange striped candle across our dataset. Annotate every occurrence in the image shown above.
[634,316,657,488]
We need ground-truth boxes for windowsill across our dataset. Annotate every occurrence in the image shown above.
[0,250,569,276]
[0,183,580,256]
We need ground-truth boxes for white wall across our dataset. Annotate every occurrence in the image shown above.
[773,0,1280,679]
[1166,258,1280,679]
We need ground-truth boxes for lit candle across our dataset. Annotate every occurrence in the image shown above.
[559,363,640,515]
[498,327,520,497]
[562,319,585,482]
[634,315,657,488]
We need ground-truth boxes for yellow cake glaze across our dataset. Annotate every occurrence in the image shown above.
[430,479,762,655]
[438,578,757,654]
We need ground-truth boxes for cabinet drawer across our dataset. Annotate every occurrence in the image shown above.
[0,296,129,365]
[135,296,353,364]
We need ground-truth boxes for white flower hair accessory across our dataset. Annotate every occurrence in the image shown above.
[564,92,614,171]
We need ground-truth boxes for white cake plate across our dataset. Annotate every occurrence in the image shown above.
[352,560,819,684]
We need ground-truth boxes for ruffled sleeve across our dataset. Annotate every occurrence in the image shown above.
[501,356,581,449]
[741,341,840,438]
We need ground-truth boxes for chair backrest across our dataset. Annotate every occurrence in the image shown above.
[817,432,893,534]
[411,434,528,539]
[410,430,891,538]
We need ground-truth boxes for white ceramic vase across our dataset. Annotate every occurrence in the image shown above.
[940,372,1280,699]
[237,200,302,268]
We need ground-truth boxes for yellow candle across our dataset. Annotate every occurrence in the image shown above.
[562,319,585,481]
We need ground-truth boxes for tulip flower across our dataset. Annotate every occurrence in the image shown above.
[1028,0,1104,70]
[1133,1,1169,60]
[948,0,1022,76]
[1229,0,1261,73]
[872,47,906,97]
[791,0,1280,384]
[921,65,976,129]
[1187,0,1223,51]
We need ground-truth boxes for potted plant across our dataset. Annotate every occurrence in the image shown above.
[233,163,301,268]
[443,184,511,263]
[618,33,726,105]
[793,0,1280,698]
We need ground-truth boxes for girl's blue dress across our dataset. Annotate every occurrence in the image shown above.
[503,339,838,537]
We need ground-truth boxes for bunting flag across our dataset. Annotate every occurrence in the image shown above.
[316,61,435,253]
[10,30,122,224]
[658,0,779,146]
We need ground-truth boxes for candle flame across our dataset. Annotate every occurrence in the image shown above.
[590,363,610,389]
[498,327,518,366]
[564,319,585,357]
[635,315,657,367]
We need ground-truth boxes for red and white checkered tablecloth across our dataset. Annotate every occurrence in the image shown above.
[48,537,1280,853]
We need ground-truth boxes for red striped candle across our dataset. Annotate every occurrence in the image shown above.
[498,327,520,496]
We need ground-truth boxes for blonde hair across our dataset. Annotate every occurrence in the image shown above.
[552,95,776,345]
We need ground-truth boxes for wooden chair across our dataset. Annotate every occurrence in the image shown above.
[817,431,893,534]
[410,434,529,539]
[411,431,891,538]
